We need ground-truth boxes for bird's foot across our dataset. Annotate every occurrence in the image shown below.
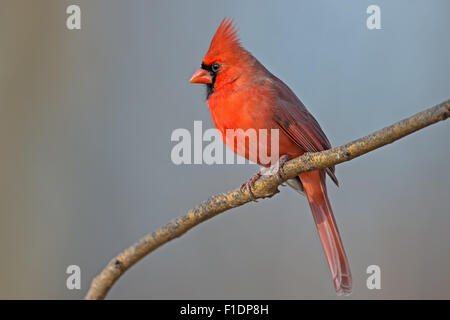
[240,171,262,202]
[275,155,291,183]
[240,155,291,201]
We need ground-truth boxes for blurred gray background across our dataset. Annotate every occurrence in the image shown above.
[0,0,449,299]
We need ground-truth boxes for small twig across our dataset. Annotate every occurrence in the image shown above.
[85,99,449,299]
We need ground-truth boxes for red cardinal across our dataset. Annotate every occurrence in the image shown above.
[190,18,352,295]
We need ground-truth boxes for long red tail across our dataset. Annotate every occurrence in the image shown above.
[300,170,352,295]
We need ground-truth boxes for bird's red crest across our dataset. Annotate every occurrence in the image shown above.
[203,18,243,64]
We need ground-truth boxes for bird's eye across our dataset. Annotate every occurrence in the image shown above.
[211,63,221,73]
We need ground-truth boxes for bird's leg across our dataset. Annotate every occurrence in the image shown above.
[275,154,291,183]
[240,170,263,202]
[240,155,290,201]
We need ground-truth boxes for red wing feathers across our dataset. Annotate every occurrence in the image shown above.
[270,78,339,186]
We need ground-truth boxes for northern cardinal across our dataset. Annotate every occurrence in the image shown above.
[190,18,352,295]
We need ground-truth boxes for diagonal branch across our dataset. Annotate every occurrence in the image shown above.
[85,99,449,300]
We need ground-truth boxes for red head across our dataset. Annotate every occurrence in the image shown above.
[190,18,255,98]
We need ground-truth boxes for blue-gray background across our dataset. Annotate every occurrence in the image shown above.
[1,0,449,299]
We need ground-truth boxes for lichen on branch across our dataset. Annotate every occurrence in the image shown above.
[85,99,449,300]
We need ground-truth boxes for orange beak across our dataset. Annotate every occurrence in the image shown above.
[190,68,213,84]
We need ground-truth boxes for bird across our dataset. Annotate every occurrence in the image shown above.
[190,18,352,295]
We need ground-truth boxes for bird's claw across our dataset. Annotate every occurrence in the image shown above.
[240,155,290,201]
[276,154,291,183]
[240,171,262,202]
